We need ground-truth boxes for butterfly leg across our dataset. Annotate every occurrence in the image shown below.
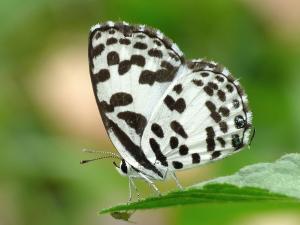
[138,172,161,196]
[171,172,183,190]
[128,177,140,203]
[127,177,133,203]
[130,178,140,201]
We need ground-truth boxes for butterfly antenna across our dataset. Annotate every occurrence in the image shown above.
[113,161,120,168]
[82,149,121,159]
[80,155,120,165]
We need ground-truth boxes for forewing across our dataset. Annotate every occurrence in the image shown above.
[141,60,252,171]
[88,21,184,177]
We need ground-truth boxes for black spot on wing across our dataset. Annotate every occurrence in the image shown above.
[148,48,163,58]
[92,69,110,83]
[216,75,224,82]
[149,138,168,166]
[173,84,183,94]
[172,161,183,169]
[92,44,105,57]
[192,79,203,86]
[107,51,120,65]
[151,123,164,138]
[119,38,131,45]
[226,84,234,93]
[110,92,133,107]
[203,86,214,96]
[217,137,226,147]
[118,60,132,75]
[205,101,216,112]
[170,136,178,149]
[106,37,118,45]
[117,111,147,136]
[164,95,186,113]
[206,126,215,138]
[219,121,228,133]
[192,153,201,164]
[219,107,230,117]
[170,121,188,138]
[139,70,156,84]
[179,145,189,155]
[206,126,215,151]
[153,39,162,46]
[131,55,146,67]
[212,151,221,159]
[133,42,147,49]
[217,90,226,102]
[211,112,222,123]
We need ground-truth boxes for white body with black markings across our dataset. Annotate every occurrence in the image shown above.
[87,21,253,198]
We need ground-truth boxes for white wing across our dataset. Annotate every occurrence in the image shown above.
[141,60,252,171]
[88,21,184,178]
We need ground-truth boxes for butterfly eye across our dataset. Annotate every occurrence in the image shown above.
[234,115,245,129]
[120,160,128,174]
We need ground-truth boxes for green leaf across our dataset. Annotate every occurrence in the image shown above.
[192,153,300,199]
[100,153,300,214]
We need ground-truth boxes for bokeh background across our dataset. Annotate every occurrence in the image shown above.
[1,0,300,224]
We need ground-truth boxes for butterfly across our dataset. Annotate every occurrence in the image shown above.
[84,21,253,201]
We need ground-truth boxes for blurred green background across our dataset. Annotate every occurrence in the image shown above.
[1,0,300,224]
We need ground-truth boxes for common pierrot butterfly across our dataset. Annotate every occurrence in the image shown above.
[82,21,253,201]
